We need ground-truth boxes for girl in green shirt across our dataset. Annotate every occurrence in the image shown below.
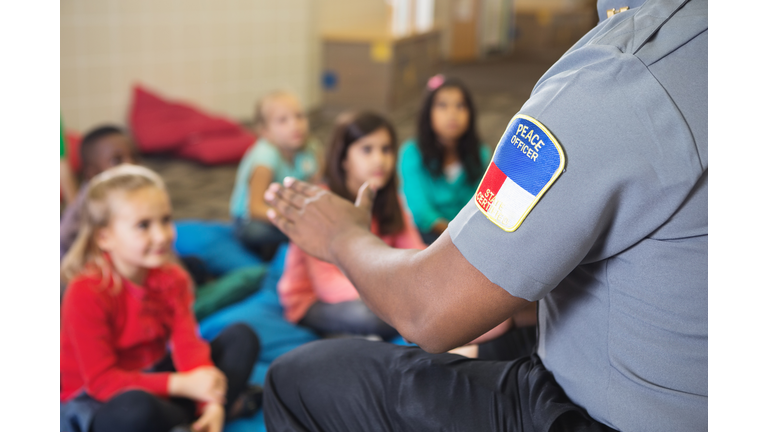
[398,76,491,244]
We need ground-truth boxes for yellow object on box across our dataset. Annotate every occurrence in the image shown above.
[536,9,552,26]
[370,41,392,63]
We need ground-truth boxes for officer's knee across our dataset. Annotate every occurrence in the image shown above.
[268,341,322,384]
[269,340,359,384]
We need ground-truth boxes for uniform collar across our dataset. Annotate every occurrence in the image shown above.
[596,0,648,23]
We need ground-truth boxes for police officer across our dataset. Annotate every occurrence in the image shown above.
[262,0,707,430]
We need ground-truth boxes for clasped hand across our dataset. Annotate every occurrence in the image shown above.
[264,177,375,263]
[169,366,227,405]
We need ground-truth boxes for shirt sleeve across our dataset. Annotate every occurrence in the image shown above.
[448,46,704,301]
[166,267,214,372]
[277,244,318,323]
[397,141,445,232]
[305,255,360,304]
[62,280,171,402]
[480,144,492,166]
[60,115,66,158]
[303,137,322,181]
[250,139,282,172]
[60,184,89,259]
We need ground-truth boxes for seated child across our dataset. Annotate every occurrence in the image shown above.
[60,125,138,260]
[398,76,492,244]
[60,165,263,432]
[59,126,210,296]
[230,90,322,261]
[277,111,426,340]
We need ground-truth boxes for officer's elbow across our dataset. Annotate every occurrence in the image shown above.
[411,333,458,354]
[419,339,455,354]
[398,315,459,354]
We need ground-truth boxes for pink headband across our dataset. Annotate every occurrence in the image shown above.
[427,74,446,91]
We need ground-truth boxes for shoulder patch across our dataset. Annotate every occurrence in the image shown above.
[474,114,565,232]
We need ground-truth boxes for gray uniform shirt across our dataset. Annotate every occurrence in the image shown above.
[448,0,707,430]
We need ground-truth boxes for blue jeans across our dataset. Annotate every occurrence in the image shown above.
[299,300,399,340]
[233,218,289,260]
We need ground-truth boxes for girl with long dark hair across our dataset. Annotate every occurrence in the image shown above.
[398,76,492,244]
[277,111,425,339]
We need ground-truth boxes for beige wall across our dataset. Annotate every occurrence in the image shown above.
[61,0,320,132]
[434,0,453,57]
[318,0,390,37]
[516,0,595,11]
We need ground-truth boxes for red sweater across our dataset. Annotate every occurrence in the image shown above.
[60,263,214,402]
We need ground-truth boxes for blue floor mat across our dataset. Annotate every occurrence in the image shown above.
[175,219,263,277]
[198,244,317,431]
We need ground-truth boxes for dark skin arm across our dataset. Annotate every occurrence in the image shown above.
[265,178,532,353]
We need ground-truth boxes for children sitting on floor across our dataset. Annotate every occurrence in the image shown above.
[230,90,322,261]
[59,126,211,296]
[397,75,492,244]
[60,125,139,260]
[277,111,426,340]
[277,111,528,353]
[60,164,263,432]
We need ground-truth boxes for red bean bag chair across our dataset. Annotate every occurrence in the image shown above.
[65,131,82,174]
[175,128,256,165]
[129,85,256,164]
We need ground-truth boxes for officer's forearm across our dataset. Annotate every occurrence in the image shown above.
[329,227,428,346]
[330,228,527,353]
[262,177,527,351]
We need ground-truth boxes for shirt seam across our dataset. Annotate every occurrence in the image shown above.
[638,52,705,172]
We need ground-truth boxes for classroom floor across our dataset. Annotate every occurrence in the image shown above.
[143,54,555,220]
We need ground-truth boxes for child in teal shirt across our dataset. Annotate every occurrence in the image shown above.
[230,91,321,260]
[398,77,491,244]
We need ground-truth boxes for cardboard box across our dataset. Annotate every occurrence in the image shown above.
[321,30,442,113]
[513,7,597,60]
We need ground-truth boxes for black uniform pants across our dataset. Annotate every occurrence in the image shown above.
[264,339,616,432]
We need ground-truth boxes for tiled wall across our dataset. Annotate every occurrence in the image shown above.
[61,0,320,132]
[516,0,592,8]
[318,0,389,36]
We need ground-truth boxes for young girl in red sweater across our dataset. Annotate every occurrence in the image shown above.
[60,164,262,432]
[277,112,426,340]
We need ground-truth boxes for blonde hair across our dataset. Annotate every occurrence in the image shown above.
[253,90,301,130]
[60,164,167,289]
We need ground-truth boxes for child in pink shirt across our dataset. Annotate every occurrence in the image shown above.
[278,112,425,339]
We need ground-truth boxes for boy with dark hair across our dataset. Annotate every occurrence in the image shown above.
[60,125,138,260]
[78,125,138,181]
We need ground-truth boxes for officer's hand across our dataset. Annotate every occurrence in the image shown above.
[264,177,375,263]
